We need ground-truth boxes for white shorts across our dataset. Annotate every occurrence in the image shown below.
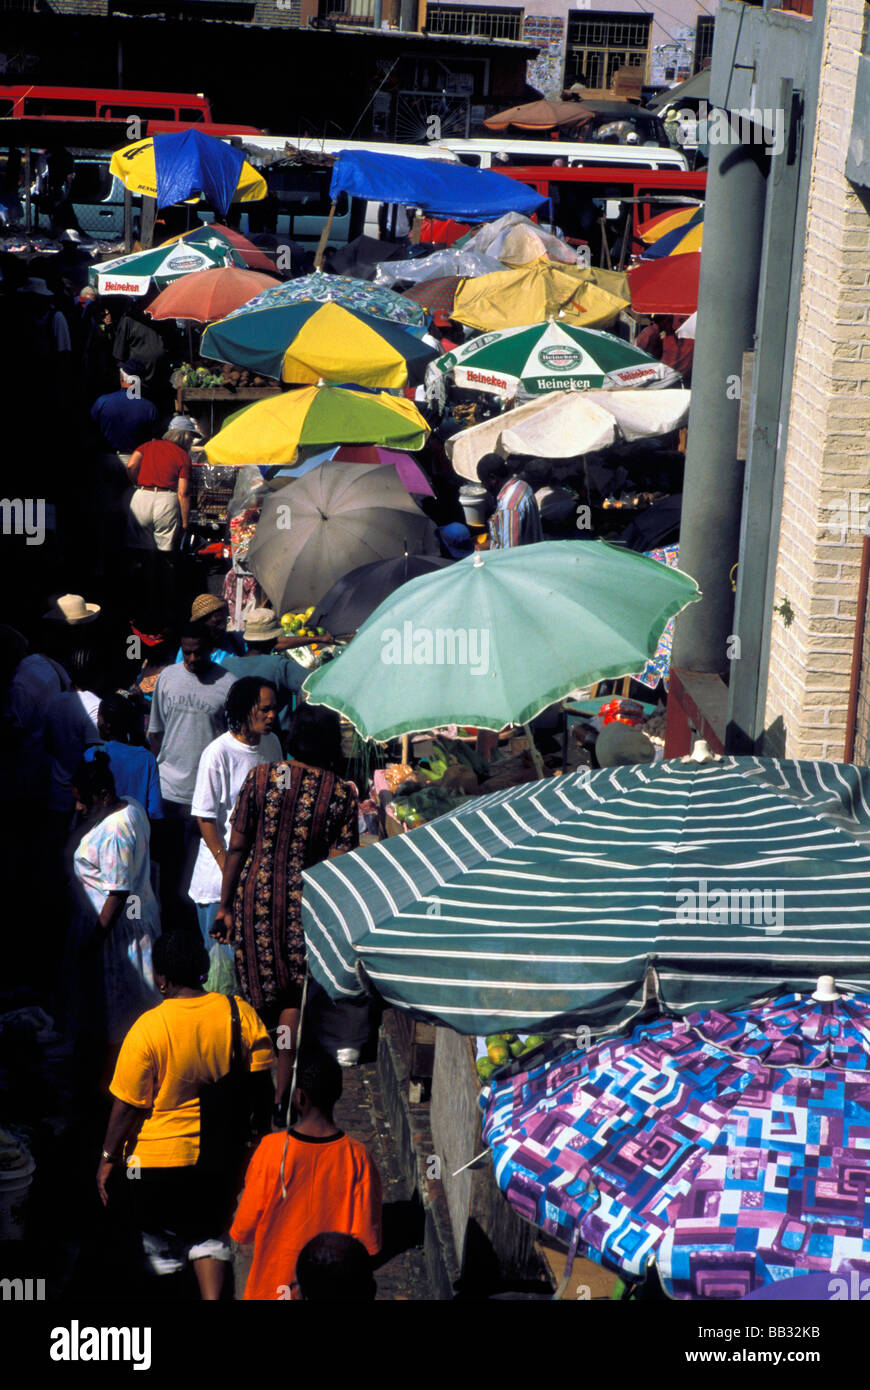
[142,1230,232,1276]
[127,487,180,552]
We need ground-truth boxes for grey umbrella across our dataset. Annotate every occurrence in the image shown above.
[247,460,439,613]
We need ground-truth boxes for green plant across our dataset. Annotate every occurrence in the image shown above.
[774,597,795,628]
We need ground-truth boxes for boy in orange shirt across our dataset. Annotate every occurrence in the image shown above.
[230,1048,382,1300]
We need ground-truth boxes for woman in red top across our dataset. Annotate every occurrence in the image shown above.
[125,416,196,552]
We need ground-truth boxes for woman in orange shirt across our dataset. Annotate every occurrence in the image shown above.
[96,930,274,1299]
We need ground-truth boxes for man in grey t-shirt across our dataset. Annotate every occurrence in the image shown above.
[148,629,237,927]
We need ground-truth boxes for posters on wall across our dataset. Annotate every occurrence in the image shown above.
[523,15,566,98]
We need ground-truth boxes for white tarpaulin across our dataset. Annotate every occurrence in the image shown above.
[446,388,692,480]
[461,211,578,266]
[373,249,502,287]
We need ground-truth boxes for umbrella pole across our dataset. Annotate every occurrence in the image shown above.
[523,722,546,779]
[314,200,337,271]
[401,734,410,764]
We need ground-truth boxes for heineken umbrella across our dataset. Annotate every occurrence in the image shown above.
[301,756,870,1036]
[247,461,439,612]
[302,540,699,738]
[432,321,680,400]
[201,299,437,388]
[482,980,870,1297]
[203,385,430,467]
[215,274,428,330]
[89,232,242,298]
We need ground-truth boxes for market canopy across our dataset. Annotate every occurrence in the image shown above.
[328,149,547,222]
[451,263,630,332]
[302,757,870,1036]
[110,130,266,214]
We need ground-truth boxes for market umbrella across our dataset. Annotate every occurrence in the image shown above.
[452,263,630,333]
[200,298,437,387]
[481,980,870,1298]
[280,445,434,498]
[642,206,705,260]
[89,231,242,297]
[484,99,593,132]
[301,755,870,1035]
[637,205,702,244]
[203,385,430,467]
[246,461,439,611]
[631,545,680,691]
[402,275,464,320]
[214,274,427,329]
[445,388,691,480]
[627,252,701,316]
[432,321,680,400]
[312,553,453,637]
[303,539,698,740]
[146,267,280,323]
[109,130,266,213]
[179,223,278,273]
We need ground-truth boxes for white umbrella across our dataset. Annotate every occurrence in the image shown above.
[446,388,692,481]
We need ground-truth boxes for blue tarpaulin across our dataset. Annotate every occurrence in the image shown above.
[329,150,547,222]
[153,130,245,216]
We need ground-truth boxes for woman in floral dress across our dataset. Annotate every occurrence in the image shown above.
[213,705,358,1109]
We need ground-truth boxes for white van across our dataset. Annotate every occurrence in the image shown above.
[430,136,689,173]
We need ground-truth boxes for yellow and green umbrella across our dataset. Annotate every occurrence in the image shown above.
[201,299,437,388]
[203,385,430,467]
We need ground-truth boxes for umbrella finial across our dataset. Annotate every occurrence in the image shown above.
[681,739,721,764]
[472,553,485,568]
[812,975,840,1002]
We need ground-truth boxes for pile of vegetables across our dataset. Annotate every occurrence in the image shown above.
[476,1032,547,1083]
[176,364,225,388]
[281,608,328,653]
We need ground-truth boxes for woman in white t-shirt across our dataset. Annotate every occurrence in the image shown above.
[189,678,282,952]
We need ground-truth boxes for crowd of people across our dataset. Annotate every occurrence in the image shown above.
[0,210,685,1302]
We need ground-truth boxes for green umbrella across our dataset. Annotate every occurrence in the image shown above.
[89,232,243,297]
[303,540,700,739]
[433,320,680,398]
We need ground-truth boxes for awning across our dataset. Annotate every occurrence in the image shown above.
[329,149,547,222]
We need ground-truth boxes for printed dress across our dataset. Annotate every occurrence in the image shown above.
[229,762,359,1011]
[73,797,161,1042]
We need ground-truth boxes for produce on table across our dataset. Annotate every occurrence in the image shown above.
[487,1040,510,1066]
[280,607,322,641]
[476,1057,496,1082]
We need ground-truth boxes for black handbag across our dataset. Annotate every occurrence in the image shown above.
[197,994,252,1178]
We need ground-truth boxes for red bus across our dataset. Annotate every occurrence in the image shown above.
[0,85,262,136]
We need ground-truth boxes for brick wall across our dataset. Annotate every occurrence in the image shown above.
[762,0,870,762]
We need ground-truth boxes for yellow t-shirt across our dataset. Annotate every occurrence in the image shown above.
[110,993,274,1168]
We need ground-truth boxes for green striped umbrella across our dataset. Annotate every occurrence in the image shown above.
[302,540,700,738]
[433,320,680,398]
[302,757,870,1036]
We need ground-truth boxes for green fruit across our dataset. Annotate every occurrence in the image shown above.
[485,1033,507,1048]
[509,1040,525,1058]
[476,1058,495,1082]
[487,1041,510,1066]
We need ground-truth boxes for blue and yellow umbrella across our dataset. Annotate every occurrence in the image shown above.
[110,129,266,215]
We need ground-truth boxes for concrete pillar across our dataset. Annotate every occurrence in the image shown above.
[670,135,768,675]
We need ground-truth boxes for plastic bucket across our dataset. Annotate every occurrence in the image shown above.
[459,484,488,528]
[0,1156,35,1240]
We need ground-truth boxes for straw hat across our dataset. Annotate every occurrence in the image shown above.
[244,608,283,643]
[190,593,228,623]
[43,593,101,625]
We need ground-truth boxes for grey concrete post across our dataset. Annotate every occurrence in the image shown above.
[670,136,768,674]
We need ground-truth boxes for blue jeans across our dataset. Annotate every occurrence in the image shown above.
[195,901,219,950]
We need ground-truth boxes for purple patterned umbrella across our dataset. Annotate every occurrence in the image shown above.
[482,979,870,1299]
